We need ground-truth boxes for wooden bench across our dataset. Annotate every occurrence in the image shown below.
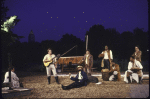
[63,67,77,72]
[2,82,12,88]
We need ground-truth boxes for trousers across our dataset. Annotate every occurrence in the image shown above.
[104,59,110,70]
[46,64,57,77]
[83,64,91,75]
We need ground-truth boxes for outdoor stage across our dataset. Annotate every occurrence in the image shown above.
[2,71,149,98]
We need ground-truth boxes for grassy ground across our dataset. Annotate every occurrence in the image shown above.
[11,72,149,98]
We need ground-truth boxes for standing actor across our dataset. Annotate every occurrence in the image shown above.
[98,45,113,70]
[124,56,143,84]
[43,48,59,84]
[81,49,93,76]
[109,61,121,81]
[62,66,88,90]
[132,45,142,62]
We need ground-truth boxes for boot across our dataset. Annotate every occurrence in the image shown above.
[55,76,60,84]
[47,76,51,84]
[62,84,74,90]
[62,85,68,90]
[139,77,142,84]
[127,77,131,83]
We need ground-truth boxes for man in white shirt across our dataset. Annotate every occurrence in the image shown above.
[99,45,113,70]
[3,66,23,88]
[43,48,59,84]
[61,66,88,90]
[124,56,143,84]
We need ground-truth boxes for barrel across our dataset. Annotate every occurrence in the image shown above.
[101,69,110,81]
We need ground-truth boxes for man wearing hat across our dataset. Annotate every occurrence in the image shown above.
[62,66,88,90]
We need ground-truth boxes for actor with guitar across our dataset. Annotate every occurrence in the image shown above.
[43,48,60,84]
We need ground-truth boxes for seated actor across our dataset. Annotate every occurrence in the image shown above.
[62,66,88,90]
[124,56,143,84]
[3,66,23,88]
[109,61,121,81]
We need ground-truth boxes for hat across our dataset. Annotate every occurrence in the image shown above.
[77,65,83,68]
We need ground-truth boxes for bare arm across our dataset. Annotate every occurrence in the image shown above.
[136,51,142,58]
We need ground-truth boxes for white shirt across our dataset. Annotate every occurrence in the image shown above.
[85,54,89,64]
[101,50,113,59]
[112,66,115,70]
[78,71,83,82]
[3,71,20,88]
[43,54,56,63]
[128,59,143,70]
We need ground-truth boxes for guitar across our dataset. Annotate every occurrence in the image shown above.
[43,54,60,67]
[44,45,77,67]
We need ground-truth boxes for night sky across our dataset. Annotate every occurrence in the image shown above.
[4,0,148,43]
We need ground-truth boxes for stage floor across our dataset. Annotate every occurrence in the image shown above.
[3,72,148,98]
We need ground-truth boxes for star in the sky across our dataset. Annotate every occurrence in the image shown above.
[83,12,84,13]
[43,23,44,24]
[126,20,127,21]
[102,23,103,24]
[55,26,56,27]
[109,17,110,18]
[78,21,79,22]
[41,31,42,32]
[104,21,105,22]
[98,23,99,24]
[121,25,122,26]
[80,28,81,29]
[100,19,101,20]
[79,31,80,32]
[74,17,75,18]
[51,17,52,18]
[47,12,48,13]
[59,35,60,36]
[46,29,47,30]
[120,19,121,20]
[93,18,94,19]
[84,29,85,30]
[86,21,87,22]
[54,29,55,30]
[57,17,58,18]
